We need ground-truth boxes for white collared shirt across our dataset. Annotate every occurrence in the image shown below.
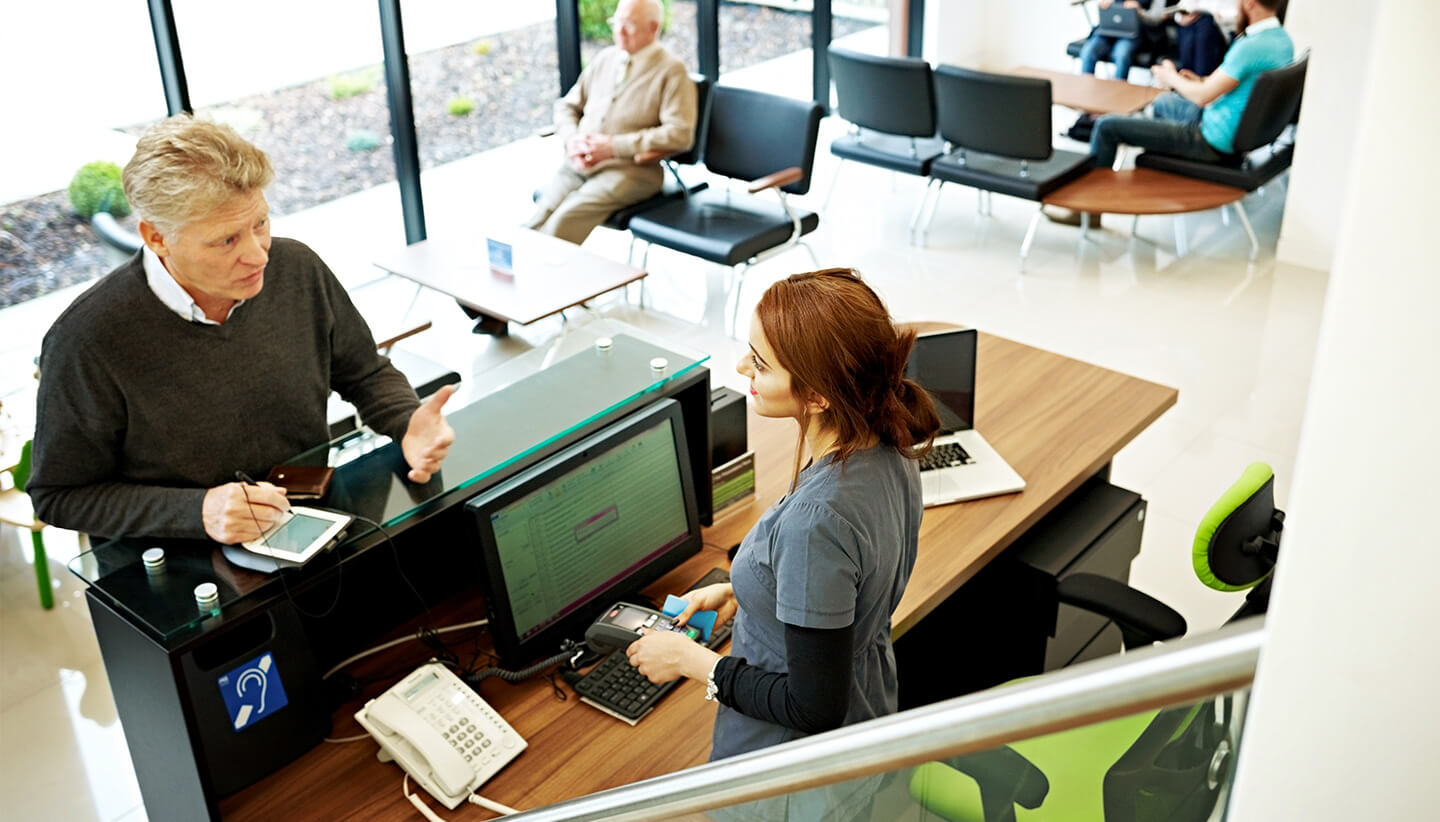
[1245,16,1282,36]
[142,247,244,325]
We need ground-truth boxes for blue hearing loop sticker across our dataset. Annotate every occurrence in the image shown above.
[218,652,290,732]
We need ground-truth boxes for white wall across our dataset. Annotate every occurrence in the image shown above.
[1225,1,1440,818]
[928,0,1095,71]
[1273,1,1376,272]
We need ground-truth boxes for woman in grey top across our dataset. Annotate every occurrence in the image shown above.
[628,269,942,761]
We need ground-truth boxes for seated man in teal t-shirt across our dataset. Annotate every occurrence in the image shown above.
[1090,0,1294,169]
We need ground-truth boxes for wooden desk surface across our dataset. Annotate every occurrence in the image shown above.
[220,331,1175,820]
[373,231,646,326]
[1011,65,1163,116]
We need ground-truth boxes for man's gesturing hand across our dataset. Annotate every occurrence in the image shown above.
[402,384,457,484]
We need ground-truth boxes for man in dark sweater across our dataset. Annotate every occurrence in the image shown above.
[28,115,456,543]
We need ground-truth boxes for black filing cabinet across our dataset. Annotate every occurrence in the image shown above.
[897,477,1147,708]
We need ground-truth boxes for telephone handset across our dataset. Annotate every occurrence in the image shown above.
[355,662,527,810]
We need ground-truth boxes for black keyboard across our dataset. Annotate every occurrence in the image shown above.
[919,441,974,472]
[572,651,675,724]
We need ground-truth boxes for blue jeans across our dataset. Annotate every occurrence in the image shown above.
[1176,13,1228,76]
[1089,92,1224,168]
[1080,34,1138,81]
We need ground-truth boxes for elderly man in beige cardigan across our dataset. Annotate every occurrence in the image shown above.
[525,0,698,245]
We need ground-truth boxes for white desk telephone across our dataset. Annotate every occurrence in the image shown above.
[355,662,527,810]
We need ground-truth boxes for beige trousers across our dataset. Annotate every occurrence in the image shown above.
[525,163,664,245]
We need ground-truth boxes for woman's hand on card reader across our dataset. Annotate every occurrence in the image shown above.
[203,481,289,544]
[673,583,737,630]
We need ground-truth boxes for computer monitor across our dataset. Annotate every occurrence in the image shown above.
[467,398,702,664]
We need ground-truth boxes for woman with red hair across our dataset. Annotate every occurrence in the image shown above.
[628,268,942,762]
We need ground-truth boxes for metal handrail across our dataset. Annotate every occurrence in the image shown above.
[504,617,1264,822]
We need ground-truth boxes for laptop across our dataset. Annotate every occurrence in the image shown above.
[906,329,1026,507]
[1094,6,1142,39]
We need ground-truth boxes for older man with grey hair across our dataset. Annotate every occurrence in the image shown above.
[525,0,698,245]
[29,115,456,545]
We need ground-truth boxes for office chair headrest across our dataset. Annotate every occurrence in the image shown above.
[1193,462,1283,592]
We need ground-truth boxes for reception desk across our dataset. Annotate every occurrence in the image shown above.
[214,330,1176,820]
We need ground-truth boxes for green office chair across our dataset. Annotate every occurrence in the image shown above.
[0,440,54,609]
[909,462,1284,822]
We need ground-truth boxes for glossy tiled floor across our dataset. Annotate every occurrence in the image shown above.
[0,73,1327,822]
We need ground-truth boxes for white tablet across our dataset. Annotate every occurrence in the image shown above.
[240,506,353,565]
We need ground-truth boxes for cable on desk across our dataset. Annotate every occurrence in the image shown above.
[323,732,372,744]
[350,513,432,621]
[239,479,344,619]
[401,774,521,820]
[462,642,582,689]
[322,618,490,680]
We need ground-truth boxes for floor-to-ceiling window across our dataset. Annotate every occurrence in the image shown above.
[0,4,164,310]
[403,1,562,174]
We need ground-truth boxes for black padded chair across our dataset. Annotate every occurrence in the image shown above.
[923,66,1092,266]
[825,46,947,236]
[1135,56,1307,259]
[627,85,823,331]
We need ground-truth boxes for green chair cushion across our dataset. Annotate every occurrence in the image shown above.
[909,707,1159,821]
[1192,462,1273,592]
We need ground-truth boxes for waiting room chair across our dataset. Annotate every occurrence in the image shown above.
[908,462,1284,821]
[0,440,54,609]
[1134,56,1308,260]
[626,85,824,332]
[921,66,1092,267]
[825,46,947,237]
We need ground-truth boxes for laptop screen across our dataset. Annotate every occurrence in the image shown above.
[906,329,976,434]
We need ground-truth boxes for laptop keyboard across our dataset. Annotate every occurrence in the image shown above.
[919,442,974,472]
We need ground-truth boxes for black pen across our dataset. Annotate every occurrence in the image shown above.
[235,470,259,485]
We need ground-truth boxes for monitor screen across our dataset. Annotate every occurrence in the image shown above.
[906,329,977,433]
[468,398,701,664]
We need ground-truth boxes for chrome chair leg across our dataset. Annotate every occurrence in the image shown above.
[1019,206,1044,272]
[918,179,945,247]
[640,240,651,271]
[801,241,820,269]
[908,180,935,245]
[1173,214,1189,257]
[1233,200,1260,261]
[627,234,637,265]
[822,158,845,213]
[730,263,751,338]
[1220,204,1231,227]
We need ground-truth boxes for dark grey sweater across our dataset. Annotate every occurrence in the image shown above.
[28,238,420,539]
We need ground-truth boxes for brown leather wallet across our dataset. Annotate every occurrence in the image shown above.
[265,465,334,500]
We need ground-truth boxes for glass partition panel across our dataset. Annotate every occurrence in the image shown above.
[69,322,707,642]
[707,688,1250,822]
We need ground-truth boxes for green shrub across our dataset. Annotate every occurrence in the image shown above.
[345,130,383,152]
[579,0,673,41]
[472,39,493,56]
[68,161,130,219]
[447,97,476,116]
[327,67,381,100]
